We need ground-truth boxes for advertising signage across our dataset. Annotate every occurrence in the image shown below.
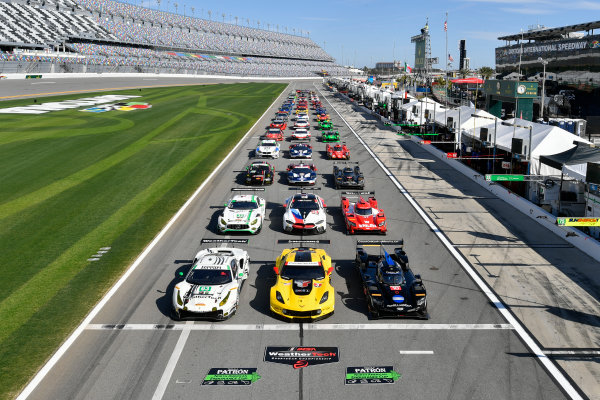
[483,80,538,99]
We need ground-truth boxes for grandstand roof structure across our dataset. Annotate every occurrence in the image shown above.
[498,20,600,42]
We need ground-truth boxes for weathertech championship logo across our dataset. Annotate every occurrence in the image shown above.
[264,347,339,369]
[81,102,152,113]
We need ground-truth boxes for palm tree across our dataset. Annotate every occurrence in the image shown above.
[479,66,495,80]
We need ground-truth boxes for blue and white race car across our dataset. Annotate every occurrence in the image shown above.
[255,140,280,158]
[283,193,327,234]
[289,143,312,159]
[287,163,318,185]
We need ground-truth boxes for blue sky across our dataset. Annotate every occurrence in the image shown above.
[130,0,600,70]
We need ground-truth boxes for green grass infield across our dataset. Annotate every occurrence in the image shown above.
[0,82,286,399]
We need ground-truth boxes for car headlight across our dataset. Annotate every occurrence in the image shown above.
[358,176,364,181]
[251,218,259,225]
[176,290,183,306]
[293,173,298,177]
[220,218,227,225]
[285,219,294,225]
[319,291,329,304]
[348,220,356,226]
[219,291,230,306]
[378,220,386,227]
[316,220,324,225]
[417,297,426,306]
[276,291,285,304]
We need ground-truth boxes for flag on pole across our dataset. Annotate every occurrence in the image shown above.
[404,62,412,73]
[444,20,447,32]
[448,53,454,62]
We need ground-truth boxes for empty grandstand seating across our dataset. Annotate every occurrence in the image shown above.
[0,0,347,76]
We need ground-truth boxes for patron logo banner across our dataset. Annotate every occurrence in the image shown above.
[0,95,141,114]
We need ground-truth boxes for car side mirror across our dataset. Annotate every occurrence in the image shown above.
[273,266,279,275]
[224,202,228,207]
[327,267,333,275]
[178,271,184,277]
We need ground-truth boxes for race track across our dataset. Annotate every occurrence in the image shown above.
[15,80,599,400]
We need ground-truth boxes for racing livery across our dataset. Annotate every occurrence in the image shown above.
[245,161,274,185]
[326,143,350,160]
[173,247,250,320]
[270,118,287,130]
[355,241,427,319]
[333,163,364,189]
[270,247,335,321]
[341,192,387,234]
[319,120,334,131]
[289,143,312,159]
[265,128,284,141]
[287,163,318,185]
[219,195,266,234]
[321,130,340,142]
[255,139,280,158]
[283,193,327,233]
[291,128,311,140]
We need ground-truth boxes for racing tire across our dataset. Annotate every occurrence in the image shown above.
[171,308,181,321]
[368,298,380,320]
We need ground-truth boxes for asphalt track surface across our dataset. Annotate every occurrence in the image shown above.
[15,80,581,400]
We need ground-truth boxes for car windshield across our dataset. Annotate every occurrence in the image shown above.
[250,166,269,173]
[280,265,325,280]
[334,146,343,151]
[291,198,319,210]
[293,145,309,150]
[229,201,258,210]
[187,269,232,285]
[382,271,403,285]
[355,207,372,216]
[261,142,275,147]
[292,168,312,175]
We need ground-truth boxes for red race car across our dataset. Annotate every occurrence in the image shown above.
[270,119,287,130]
[317,114,330,122]
[326,143,350,160]
[341,193,387,234]
[265,128,284,141]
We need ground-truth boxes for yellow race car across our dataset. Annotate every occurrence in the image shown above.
[270,247,335,321]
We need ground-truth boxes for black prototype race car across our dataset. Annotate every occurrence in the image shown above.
[245,161,274,185]
[333,163,364,189]
[355,240,428,319]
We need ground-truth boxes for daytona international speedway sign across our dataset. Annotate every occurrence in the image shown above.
[0,95,142,114]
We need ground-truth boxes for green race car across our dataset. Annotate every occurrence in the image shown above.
[319,120,334,131]
[321,130,340,142]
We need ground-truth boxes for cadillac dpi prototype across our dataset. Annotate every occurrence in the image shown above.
[283,193,327,233]
[341,192,386,234]
[270,247,335,321]
[173,247,249,320]
[219,195,266,234]
[355,241,427,319]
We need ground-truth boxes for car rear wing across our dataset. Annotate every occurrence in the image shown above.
[201,238,249,244]
[340,191,374,199]
[231,188,266,191]
[333,161,358,165]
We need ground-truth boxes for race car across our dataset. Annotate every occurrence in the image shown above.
[319,120,334,131]
[355,241,427,319]
[287,163,318,185]
[255,139,280,158]
[270,118,287,130]
[291,128,311,140]
[317,113,330,122]
[245,161,274,185]
[172,247,249,320]
[270,247,334,321]
[283,192,327,233]
[293,120,310,129]
[341,192,386,234]
[321,130,340,142]
[275,111,289,120]
[289,143,312,159]
[219,195,266,234]
[326,143,350,160]
[333,163,364,189]
[265,128,284,141]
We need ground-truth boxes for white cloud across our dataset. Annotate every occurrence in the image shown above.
[500,7,555,14]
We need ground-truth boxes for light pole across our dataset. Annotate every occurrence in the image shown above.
[501,121,533,175]
[537,57,548,121]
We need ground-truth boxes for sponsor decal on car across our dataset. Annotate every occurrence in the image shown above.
[202,368,261,386]
[264,346,339,368]
[345,366,401,385]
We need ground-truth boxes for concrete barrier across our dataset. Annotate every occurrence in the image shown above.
[1,72,321,80]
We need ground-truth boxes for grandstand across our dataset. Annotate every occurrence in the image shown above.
[0,0,347,76]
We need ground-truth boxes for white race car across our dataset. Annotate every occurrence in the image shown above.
[291,128,311,140]
[283,192,327,234]
[219,195,266,234]
[173,247,249,320]
[294,120,310,129]
[255,139,280,158]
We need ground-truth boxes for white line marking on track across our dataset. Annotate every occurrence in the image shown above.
[30,82,55,84]
[85,323,511,331]
[544,350,600,356]
[317,85,584,400]
[15,83,292,400]
[399,350,435,355]
[151,321,192,400]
